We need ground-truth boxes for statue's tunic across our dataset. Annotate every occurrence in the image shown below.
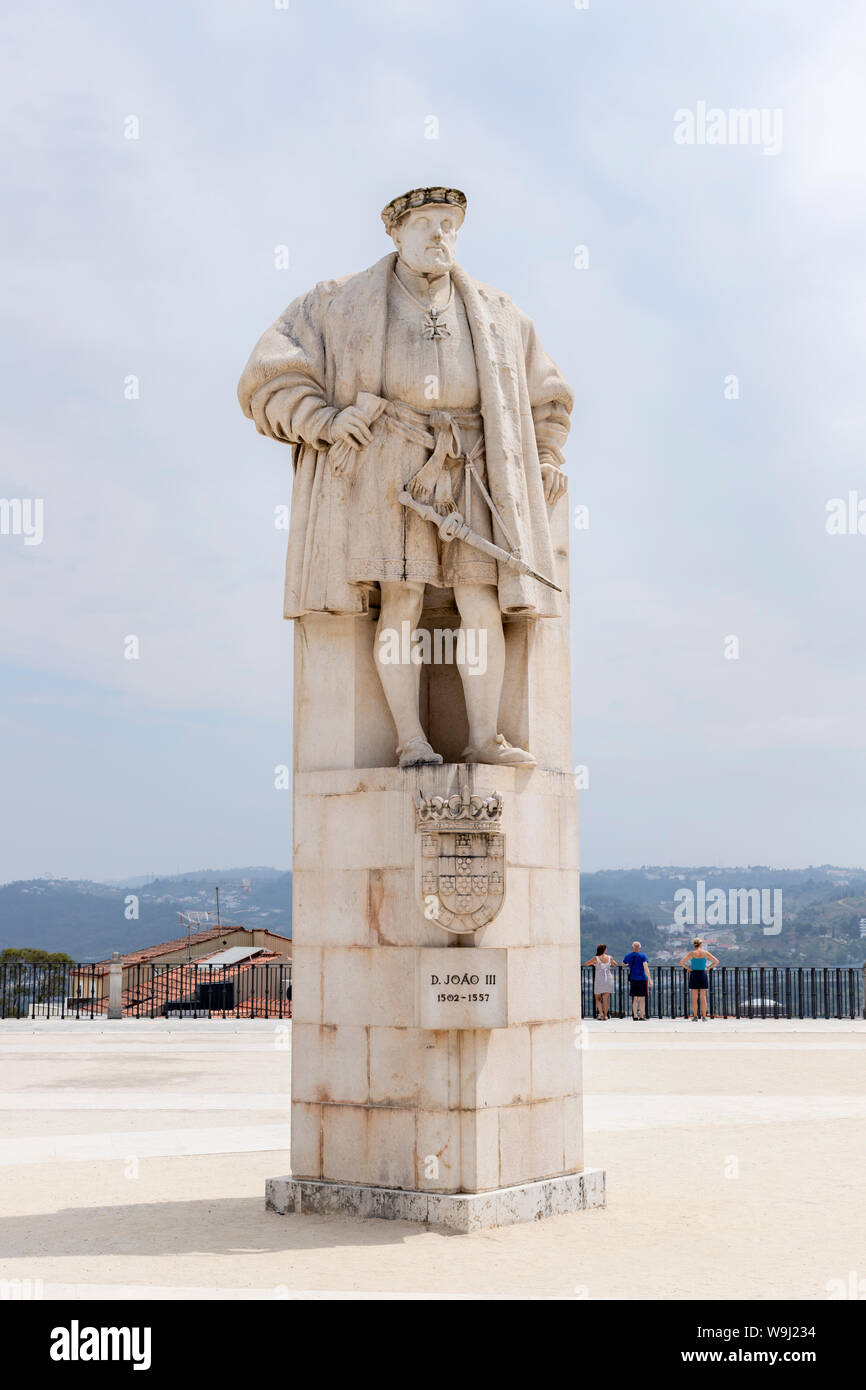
[347,269,497,588]
[237,253,572,620]
[383,269,479,410]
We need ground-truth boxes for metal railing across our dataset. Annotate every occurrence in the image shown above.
[1,959,860,1021]
[124,962,293,1019]
[0,962,107,1019]
[0,961,292,1020]
[581,965,863,1019]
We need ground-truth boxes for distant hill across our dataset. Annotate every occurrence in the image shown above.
[1,863,864,967]
[0,868,291,961]
[580,865,866,967]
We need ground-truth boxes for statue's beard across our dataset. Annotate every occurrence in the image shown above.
[403,246,455,276]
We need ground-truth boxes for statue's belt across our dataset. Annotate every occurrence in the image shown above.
[340,395,560,592]
[384,399,484,516]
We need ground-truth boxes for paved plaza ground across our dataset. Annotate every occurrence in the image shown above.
[0,1019,864,1300]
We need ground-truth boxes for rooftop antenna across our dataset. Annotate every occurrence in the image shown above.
[179,910,214,964]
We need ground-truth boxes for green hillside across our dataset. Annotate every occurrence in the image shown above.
[0,869,292,961]
[1,863,863,967]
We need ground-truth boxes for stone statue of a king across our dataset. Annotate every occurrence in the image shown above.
[238,186,572,769]
[238,188,603,1229]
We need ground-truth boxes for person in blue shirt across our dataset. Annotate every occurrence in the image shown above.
[622,940,652,1020]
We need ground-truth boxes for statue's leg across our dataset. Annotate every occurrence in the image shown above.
[453,582,536,768]
[375,580,442,766]
[451,582,504,749]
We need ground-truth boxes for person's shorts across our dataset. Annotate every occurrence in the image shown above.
[629,979,648,998]
[689,971,708,990]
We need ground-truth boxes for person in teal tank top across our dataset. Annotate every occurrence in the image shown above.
[680,937,720,1020]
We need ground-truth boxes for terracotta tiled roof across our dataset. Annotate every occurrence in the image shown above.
[116,927,228,967]
[93,927,292,970]
[120,954,292,1019]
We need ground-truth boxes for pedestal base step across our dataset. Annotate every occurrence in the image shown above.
[266,1169,605,1232]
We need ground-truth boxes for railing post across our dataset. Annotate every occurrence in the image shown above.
[108,952,122,1019]
[861,962,866,1020]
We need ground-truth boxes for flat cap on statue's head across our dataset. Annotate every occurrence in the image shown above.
[381,186,467,234]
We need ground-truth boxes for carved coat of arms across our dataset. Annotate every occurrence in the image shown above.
[414,785,505,935]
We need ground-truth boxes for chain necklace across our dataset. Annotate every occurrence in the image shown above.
[394,270,454,340]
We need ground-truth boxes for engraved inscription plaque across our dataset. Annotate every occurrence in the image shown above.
[417,947,507,1029]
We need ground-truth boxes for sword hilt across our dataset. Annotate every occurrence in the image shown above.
[437,512,471,543]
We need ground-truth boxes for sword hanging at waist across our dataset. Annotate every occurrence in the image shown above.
[398,489,562,593]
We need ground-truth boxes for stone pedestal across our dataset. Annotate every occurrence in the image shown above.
[268,496,605,1229]
[287,762,587,1194]
[267,1170,604,1233]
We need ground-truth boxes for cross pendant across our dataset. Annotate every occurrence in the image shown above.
[423,308,451,340]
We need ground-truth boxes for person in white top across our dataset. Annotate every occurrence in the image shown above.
[583,943,619,1020]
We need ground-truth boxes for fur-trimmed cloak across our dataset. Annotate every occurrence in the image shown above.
[237,253,572,619]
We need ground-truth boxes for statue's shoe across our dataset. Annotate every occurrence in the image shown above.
[462,734,537,768]
[397,736,444,769]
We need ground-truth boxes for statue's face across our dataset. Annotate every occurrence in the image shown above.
[392,205,460,275]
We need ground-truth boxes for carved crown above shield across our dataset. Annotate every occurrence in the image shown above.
[414,785,505,935]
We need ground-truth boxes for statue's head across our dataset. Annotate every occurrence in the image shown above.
[381,186,466,277]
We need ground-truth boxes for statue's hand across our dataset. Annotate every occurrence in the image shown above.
[331,406,374,450]
[540,460,567,505]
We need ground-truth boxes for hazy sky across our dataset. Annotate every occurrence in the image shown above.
[2,0,865,882]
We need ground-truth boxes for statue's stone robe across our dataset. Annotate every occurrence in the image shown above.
[237,253,572,619]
